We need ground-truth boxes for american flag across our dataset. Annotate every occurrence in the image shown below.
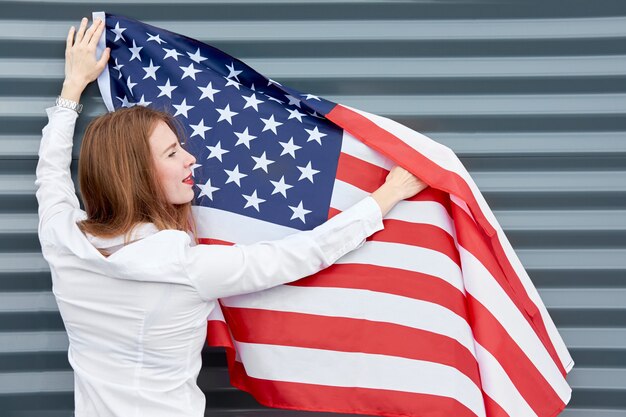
[93,11,573,417]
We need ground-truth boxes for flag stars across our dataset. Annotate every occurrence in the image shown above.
[157,78,177,98]
[303,93,321,101]
[260,114,283,134]
[242,190,265,212]
[234,128,257,149]
[242,93,264,111]
[189,163,202,176]
[224,165,247,187]
[113,58,124,79]
[289,201,311,223]
[225,62,242,80]
[297,161,320,183]
[129,39,143,62]
[286,108,306,123]
[173,98,194,118]
[285,94,301,108]
[206,141,228,161]
[187,48,208,64]
[142,59,159,80]
[224,77,242,90]
[126,76,137,94]
[136,95,152,107]
[198,82,220,102]
[305,126,328,145]
[163,47,183,61]
[216,104,238,125]
[196,179,219,200]
[251,152,274,173]
[180,63,201,80]
[111,22,127,42]
[146,32,165,44]
[116,95,134,108]
[278,137,301,159]
[270,175,293,198]
[190,119,212,140]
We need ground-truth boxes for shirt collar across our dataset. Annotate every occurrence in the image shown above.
[84,222,160,250]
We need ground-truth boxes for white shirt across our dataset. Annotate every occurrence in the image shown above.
[35,106,385,417]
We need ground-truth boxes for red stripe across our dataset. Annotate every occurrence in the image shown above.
[223,306,481,388]
[328,104,564,376]
[490,234,567,377]
[291,263,468,320]
[451,204,533,329]
[335,151,454,217]
[207,317,233,349]
[370,219,461,267]
[450,205,566,414]
[451,203,566,376]
[328,104,493,234]
[327,206,341,218]
[336,151,387,193]
[483,393,511,417]
[227,358,481,417]
[198,237,233,246]
[467,293,566,417]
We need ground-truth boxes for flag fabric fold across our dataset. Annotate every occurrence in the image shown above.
[93,11,573,417]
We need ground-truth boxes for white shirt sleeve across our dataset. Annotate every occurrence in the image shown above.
[35,106,81,243]
[180,196,384,300]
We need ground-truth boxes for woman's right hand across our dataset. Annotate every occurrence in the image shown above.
[60,17,111,103]
[371,165,427,217]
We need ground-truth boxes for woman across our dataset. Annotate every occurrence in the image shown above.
[35,17,427,417]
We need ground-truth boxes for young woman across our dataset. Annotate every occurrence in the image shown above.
[35,17,427,416]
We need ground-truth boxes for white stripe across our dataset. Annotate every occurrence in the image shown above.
[195,183,456,247]
[192,205,298,243]
[474,343,539,417]
[344,104,573,373]
[459,247,572,402]
[336,240,464,293]
[450,195,476,223]
[341,130,394,169]
[331,180,456,236]
[388,199,455,237]
[234,341,486,417]
[223,285,474,354]
[330,179,368,211]
[496,231,575,373]
[93,11,114,112]
[344,104,466,178]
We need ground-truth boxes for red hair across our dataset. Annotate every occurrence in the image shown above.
[77,106,198,256]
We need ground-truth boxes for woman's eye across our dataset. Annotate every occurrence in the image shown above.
[168,151,177,157]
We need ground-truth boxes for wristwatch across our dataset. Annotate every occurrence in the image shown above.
[55,96,83,114]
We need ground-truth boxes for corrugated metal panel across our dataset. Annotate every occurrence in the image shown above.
[1,1,625,416]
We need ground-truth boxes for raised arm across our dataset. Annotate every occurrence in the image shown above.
[35,18,110,240]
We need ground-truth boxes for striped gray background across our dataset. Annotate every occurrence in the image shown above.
[0,0,624,416]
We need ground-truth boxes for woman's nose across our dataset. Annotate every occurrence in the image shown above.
[186,150,196,166]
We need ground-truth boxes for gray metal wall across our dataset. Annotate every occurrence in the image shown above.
[1,1,625,416]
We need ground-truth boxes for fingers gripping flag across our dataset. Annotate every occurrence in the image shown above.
[93,11,573,417]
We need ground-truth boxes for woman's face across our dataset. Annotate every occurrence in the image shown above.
[149,120,197,205]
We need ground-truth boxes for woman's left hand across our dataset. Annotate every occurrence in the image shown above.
[61,17,111,102]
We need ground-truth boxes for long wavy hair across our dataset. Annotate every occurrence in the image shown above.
[77,105,198,256]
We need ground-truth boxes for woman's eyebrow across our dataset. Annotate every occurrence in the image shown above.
[161,142,177,155]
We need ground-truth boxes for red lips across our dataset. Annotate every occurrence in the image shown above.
[182,173,194,185]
